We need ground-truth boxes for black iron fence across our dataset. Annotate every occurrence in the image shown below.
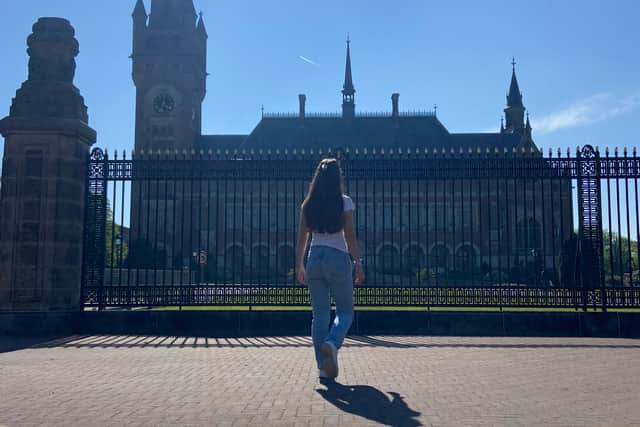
[82,145,640,310]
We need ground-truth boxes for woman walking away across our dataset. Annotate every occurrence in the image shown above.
[295,158,365,380]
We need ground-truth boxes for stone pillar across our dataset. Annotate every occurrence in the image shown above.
[0,18,96,311]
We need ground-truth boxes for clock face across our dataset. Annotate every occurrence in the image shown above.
[153,93,175,114]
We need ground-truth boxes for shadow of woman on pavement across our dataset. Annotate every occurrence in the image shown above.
[316,380,422,426]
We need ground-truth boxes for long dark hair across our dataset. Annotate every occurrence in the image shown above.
[302,158,345,233]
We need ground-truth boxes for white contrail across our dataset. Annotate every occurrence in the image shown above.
[299,55,319,66]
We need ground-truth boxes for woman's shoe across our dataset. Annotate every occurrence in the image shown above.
[321,341,339,378]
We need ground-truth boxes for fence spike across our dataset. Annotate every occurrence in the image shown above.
[249,149,254,155]
[224,149,229,156]
[355,148,360,156]
[267,149,272,155]
[200,149,204,156]
[605,146,609,156]
[258,149,263,155]
[615,147,619,156]
[624,146,627,156]
[309,148,313,156]
[241,149,246,156]
[634,147,637,157]
[345,147,350,154]
[424,147,428,155]
[363,147,367,156]
[301,149,306,155]
[548,147,552,158]
[275,148,280,156]
[292,148,296,155]
[397,147,402,155]
[318,148,323,155]
[122,150,127,160]
[208,149,213,156]
[381,148,385,155]
[557,147,561,158]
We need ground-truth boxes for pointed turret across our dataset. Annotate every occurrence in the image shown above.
[503,57,526,133]
[507,61,523,108]
[133,0,148,20]
[197,11,208,38]
[342,36,355,119]
[132,0,148,56]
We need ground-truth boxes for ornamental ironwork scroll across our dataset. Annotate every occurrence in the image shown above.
[81,147,108,308]
[576,145,605,308]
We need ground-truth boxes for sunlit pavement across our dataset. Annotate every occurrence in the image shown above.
[1,335,639,426]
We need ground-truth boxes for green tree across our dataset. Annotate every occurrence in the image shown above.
[602,230,638,285]
[105,201,129,267]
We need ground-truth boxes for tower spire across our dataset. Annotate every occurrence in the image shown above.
[197,11,208,38]
[133,0,147,19]
[507,57,523,108]
[342,35,355,119]
[503,57,526,133]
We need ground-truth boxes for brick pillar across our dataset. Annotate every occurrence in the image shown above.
[0,18,96,311]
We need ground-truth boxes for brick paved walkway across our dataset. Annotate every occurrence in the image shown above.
[1,335,639,426]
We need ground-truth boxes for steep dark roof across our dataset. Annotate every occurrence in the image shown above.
[236,113,451,150]
[196,114,529,152]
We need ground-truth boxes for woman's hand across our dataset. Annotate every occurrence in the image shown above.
[296,265,305,285]
[354,262,365,285]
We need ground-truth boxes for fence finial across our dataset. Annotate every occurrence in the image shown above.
[615,147,618,156]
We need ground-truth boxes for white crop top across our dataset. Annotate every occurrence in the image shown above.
[309,195,355,253]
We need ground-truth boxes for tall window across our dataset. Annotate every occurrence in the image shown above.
[404,244,424,272]
[516,218,542,252]
[430,245,449,271]
[379,245,400,273]
[455,245,476,273]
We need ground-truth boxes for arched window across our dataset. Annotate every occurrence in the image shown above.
[277,245,296,275]
[430,245,449,271]
[251,245,270,276]
[455,245,476,273]
[379,245,400,274]
[404,245,424,273]
[516,218,542,252]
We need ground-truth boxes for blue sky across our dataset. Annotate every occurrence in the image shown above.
[1,0,639,157]
[1,1,640,235]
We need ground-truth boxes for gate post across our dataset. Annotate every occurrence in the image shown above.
[0,18,96,311]
[576,145,606,311]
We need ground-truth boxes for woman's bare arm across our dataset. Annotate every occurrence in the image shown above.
[295,210,310,284]
[343,211,365,284]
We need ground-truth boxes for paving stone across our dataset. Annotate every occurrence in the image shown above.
[0,336,639,426]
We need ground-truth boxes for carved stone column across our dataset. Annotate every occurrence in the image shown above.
[0,18,96,311]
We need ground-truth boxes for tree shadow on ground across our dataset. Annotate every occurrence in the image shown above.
[316,380,422,427]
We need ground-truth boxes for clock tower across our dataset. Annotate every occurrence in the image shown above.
[131,0,207,153]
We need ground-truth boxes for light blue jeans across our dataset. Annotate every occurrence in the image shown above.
[305,245,354,369]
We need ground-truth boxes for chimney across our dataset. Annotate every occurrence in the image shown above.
[298,94,306,119]
[391,93,400,124]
